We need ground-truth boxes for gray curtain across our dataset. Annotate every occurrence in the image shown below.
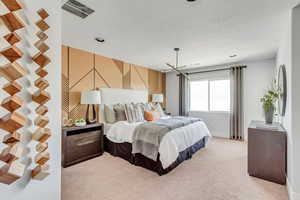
[230,66,244,140]
[179,74,189,116]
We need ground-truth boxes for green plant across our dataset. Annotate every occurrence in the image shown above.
[260,80,279,112]
[75,118,86,123]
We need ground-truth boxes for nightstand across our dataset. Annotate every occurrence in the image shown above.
[62,123,104,167]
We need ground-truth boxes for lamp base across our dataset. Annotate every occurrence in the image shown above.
[87,119,97,124]
[86,104,97,124]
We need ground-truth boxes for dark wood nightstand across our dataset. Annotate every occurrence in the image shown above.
[62,123,104,168]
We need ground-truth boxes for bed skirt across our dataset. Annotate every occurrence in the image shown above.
[104,136,207,175]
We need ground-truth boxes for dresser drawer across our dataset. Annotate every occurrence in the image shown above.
[63,125,103,167]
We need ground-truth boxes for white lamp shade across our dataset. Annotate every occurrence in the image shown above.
[81,90,101,105]
[152,94,164,103]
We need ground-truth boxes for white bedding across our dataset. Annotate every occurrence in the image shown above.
[106,121,211,169]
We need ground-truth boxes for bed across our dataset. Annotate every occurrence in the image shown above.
[100,88,211,175]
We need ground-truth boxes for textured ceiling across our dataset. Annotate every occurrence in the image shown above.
[62,0,300,71]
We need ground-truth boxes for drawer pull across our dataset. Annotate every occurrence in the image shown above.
[77,140,96,146]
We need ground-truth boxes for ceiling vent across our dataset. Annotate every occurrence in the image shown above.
[62,0,94,19]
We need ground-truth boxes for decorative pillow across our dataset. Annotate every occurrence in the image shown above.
[144,103,153,111]
[104,104,116,123]
[137,103,146,112]
[124,103,135,123]
[113,104,127,121]
[144,111,161,121]
[125,103,144,123]
[133,103,144,121]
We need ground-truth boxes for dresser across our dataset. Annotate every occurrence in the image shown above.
[248,121,287,185]
[62,123,104,167]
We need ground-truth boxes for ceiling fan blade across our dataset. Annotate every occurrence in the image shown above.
[161,69,173,73]
[177,65,187,69]
[166,63,175,68]
[166,63,190,80]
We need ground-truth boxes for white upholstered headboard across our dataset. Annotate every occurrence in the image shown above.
[99,88,148,123]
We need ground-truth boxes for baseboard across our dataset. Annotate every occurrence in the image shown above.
[287,177,300,200]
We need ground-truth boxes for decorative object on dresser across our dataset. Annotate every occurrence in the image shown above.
[260,81,279,124]
[248,121,287,185]
[31,8,51,181]
[0,0,26,185]
[62,123,104,167]
[81,90,101,124]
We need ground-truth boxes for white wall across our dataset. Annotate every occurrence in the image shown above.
[243,59,276,139]
[0,1,61,200]
[166,58,275,139]
[277,4,300,200]
[166,71,179,116]
[291,6,300,199]
[189,111,230,138]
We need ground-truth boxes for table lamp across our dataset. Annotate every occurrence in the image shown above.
[152,94,164,105]
[81,90,101,124]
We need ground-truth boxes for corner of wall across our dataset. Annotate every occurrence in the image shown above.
[288,177,300,200]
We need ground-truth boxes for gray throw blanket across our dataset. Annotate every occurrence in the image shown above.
[132,116,201,161]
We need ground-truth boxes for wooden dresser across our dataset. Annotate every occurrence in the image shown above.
[248,121,287,185]
[62,123,104,167]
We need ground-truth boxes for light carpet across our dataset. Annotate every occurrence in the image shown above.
[62,138,288,200]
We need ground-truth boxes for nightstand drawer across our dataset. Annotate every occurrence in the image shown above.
[67,130,100,147]
[62,124,104,167]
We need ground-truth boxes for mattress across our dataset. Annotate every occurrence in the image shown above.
[106,120,211,169]
[103,123,114,135]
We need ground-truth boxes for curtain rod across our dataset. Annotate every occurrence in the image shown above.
[176,65,247,76]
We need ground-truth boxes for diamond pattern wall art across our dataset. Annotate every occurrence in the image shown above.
[31,8,51,181]
[0,0,26,185]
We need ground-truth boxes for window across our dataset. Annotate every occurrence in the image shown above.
[190,81,209,111]
[190,79,230,112]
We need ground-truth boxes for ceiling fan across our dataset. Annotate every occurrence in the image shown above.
[165,48,190,79]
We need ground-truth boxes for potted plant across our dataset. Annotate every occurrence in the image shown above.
[74,119,86,127]
[260,85,279,124]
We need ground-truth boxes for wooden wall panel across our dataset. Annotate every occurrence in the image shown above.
[62,45,68,78]
[95,74,109,89]
[95,55,123,88]
[148,70,159,92]
[69,72,93,111]
[130,65,148,90]
[162,73,166,107]
[61,46,166,121]
[148,69,165,105]
[123,63,131,89]
[68,47,93,88]
[61,45,69,120]
[136,65,149,88]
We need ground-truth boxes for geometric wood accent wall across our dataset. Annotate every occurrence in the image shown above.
[62,46,166,121]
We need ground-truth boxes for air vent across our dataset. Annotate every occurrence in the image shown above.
[62,0,94,19]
